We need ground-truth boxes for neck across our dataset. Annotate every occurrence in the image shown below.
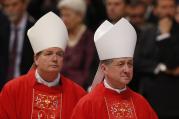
[13,13,25,26]
[37,70,58,82]
[106,78,126,90]
[104,79,127,94]
[69,24,83,36]
[12,19,21,27]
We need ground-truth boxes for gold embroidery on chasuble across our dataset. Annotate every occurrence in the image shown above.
[104,96,137,119]
[31,89,62,119]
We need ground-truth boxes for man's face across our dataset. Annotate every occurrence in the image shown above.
[106,0,126,23]
[35,47,64,75]
[3,0,26,24]
[102,57,133,88]
[128,5,146,27]
[155,0,176,19]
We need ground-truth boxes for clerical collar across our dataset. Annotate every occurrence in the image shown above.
[104,79,127,94]
[35,70,60,87]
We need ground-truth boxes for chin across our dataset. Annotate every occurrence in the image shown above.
[121,79,131,84]
[48,68,60,73]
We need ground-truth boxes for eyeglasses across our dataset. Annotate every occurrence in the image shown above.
[109,61,133,69]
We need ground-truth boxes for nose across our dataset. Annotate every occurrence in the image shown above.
[51,54,58,62]
[122,64,130,73]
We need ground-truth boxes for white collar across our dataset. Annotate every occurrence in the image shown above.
[104,79,127,94]
[35,69,60,87]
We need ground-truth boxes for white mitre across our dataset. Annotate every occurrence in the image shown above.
[27,12,68,54]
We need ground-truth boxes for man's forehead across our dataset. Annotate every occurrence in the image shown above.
[112,57,133,62]
[157,0,175,5]
[42,47,64,52]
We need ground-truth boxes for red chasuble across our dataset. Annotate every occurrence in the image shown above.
[0,69,86,119]
[71,83,158,119]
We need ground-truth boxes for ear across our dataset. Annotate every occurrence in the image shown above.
[34,54,39,66]
[100,64,108,74]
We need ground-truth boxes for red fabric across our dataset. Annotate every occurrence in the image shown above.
[71,83,158,119]
[0,69,86,119]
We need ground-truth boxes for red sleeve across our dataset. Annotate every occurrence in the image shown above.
[139,96,159,119]
[71,96,93,119]
[145,100,158,119]
[0,82,18,119]
[132,92,159,119]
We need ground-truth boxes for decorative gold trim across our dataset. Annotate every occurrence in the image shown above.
[30,89,63,119]
[104,96,138,119]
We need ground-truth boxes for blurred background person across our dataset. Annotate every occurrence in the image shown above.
[135,0,179,118]
[105,0,129,24]
[57,0,96,89]
[0,0,34,90]
[127,0,153,30]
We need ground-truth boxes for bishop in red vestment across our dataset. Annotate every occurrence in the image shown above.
[71,18,158,119]
[71,83,158,119]
[0,69,86,119]
[0,12,86,119]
